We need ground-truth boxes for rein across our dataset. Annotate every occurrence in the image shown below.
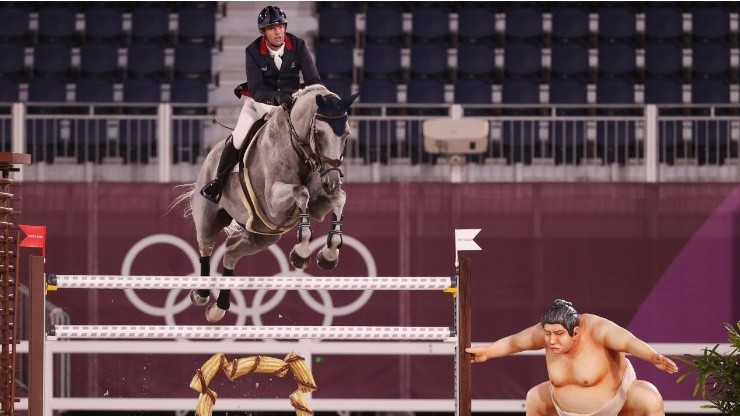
[283,105,345,177]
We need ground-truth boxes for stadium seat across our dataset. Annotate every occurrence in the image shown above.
[692,4,731,43]
[457,3,497,44]
[362,43,401,79]
[644,78,683,104]
[38,5,77,44]
[454,79,492,104]
[84,4,124,44]
[597,4,637,42]
[503,4,543,42]
[691,77,730,104]
[131,5,171,45]
[644,43,683,77]
[127,43,166,80]
[177,3,216,46]
[365,3,404,44]
[0,4,30,45]
[644,3,683,43]
[75,77,114,102]
[551,42,589,79]
[692,43,730,77]
[80,42,120,81]
[597,43,636,78]
[33,42,72,80]
[549,76,588,164]
[457,43,496,80]
[316,42,354,81]
[550,3,590,42]
[318,2,356,45]
[409,43,448,80]
[504,42,542,77]
[0,79,19,102]
[410,3,451,44]
[174,43,212,82]
[0,44,25,81]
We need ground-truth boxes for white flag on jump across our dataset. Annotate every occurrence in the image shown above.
[455,229,481,251]
[455,229,481,266]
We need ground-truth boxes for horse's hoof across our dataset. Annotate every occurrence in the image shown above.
[190,290,210,307]
[289,249,310,270]
[205,303,226,323]
[316,250,339,270]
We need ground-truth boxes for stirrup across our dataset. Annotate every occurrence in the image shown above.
[200,179,223,203]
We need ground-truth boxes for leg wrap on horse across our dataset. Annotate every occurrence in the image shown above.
[297,211,312,243]
[327,213,343,249]
[216,268,234,310]
[195,256,211,297]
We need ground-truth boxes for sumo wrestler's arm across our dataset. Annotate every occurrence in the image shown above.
[466,323,547,363]
[592,316,678,374]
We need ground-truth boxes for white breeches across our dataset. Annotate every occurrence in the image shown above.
[231,97,275,149]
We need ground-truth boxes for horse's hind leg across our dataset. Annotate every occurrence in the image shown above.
[190,256,211,306]
[205,268,233,323]
[317,189,346,270]
[205,229,281,323]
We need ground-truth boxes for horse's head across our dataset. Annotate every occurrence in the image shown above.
[312,92,359,194]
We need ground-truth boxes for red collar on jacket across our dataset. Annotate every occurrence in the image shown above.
[260,34,293,55]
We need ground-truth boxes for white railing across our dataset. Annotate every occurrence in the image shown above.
[1,102,739,183]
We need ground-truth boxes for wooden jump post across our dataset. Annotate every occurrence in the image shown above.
[0,152,30,416]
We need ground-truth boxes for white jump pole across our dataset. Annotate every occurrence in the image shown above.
[48,325,454,341]
[47,274,453,291]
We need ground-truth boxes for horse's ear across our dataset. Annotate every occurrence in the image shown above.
[315,94,326,107]
[342,92,360,109]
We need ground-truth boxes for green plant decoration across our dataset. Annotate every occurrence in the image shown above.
[674,321,740,414]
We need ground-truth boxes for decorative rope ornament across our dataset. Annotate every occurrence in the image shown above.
[189,351,317,416]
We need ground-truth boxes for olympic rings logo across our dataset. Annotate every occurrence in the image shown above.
[120,234,378,341]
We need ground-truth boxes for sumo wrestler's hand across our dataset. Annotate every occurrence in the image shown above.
[466,345,492,363]
[654,354,678,374]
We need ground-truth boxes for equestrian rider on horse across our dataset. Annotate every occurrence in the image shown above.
[200,5,322,203]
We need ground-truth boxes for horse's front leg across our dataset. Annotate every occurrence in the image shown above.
[270,182,312,269]
[317,189,346,270]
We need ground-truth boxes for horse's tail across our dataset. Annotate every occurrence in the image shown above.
[168,183,196,218]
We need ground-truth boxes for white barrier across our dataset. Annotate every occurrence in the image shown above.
[29,256,473,416]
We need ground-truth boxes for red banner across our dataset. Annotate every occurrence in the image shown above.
[19,224,46,257]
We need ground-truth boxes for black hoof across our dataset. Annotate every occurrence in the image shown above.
[316,250,338,270]
[289,249,310,270]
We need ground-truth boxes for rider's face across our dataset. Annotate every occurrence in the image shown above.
[262,24,286,51]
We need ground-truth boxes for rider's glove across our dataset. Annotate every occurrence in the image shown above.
[233,82,249,99]
[275,91,294,109]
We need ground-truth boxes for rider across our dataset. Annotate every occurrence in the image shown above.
[200,5,322,203]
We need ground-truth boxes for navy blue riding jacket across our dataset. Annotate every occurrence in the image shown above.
[245,33,322,105]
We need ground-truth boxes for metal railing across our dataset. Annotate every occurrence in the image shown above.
[1,102,738,183]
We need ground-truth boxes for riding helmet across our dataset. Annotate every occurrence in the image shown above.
[258,6,288,30]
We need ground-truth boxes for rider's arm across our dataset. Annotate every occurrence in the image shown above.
[245,45,279,105]
[467,323,546,363]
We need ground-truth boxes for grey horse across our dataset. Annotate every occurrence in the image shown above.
[176,84,359,322]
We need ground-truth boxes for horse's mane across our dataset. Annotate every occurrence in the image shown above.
[292,84,335,99]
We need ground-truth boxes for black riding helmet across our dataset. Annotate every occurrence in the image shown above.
[258,6,288,30]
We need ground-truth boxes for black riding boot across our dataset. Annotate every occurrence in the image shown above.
[200,135,240,203]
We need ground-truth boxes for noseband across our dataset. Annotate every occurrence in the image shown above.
[284,105,346,178]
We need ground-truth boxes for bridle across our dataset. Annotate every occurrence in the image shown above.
[283,104,347,178]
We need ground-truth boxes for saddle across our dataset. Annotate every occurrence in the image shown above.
[236,114,299,235]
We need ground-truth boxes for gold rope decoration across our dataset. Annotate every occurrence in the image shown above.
[189,351,317,416]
